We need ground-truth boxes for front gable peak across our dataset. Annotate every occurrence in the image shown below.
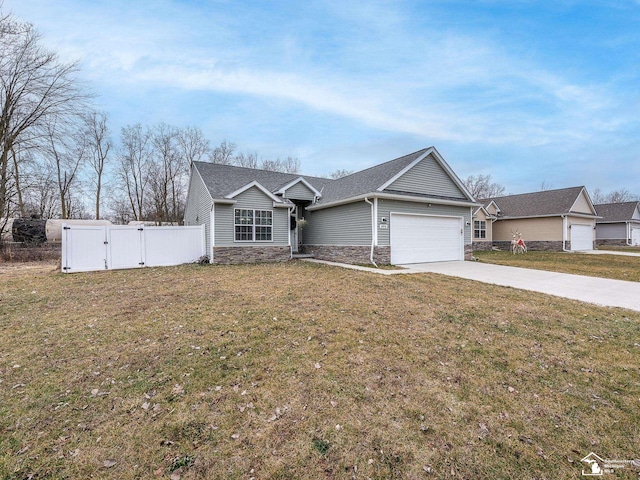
[225,181,285,204]
[377,147,474,201]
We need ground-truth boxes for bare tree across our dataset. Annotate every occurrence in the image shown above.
[591,188,639,204]
[539,181,553,191]
[209,140,236,164]
[261,157,300,173]
[148,123,187,224]
[463,174,505,199]
[83,111,111,219]
[234,151,258,169]
[329,169,353,179]
[41,118,87,219]
[606,189,637,203]
[116,124,152,221]
[177,125,210,167]
[1,11,88,232]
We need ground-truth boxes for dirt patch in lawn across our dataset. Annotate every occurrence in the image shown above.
[1,262,639,479]
[474,250,640,282]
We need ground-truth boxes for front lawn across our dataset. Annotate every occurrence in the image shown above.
[474,250,640,282]
[1,262,639,479]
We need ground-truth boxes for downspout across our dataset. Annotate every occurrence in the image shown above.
[561,214,571,252]
[627,222,632,246]
[364,197,378,267]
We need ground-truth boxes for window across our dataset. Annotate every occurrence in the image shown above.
[235,209,272,241]
[474,220,486,239]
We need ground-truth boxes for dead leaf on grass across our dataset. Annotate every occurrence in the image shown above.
[172,384,184,395]
[103,459,117,468]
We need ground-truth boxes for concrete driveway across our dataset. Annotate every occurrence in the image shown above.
[404,261,640,312]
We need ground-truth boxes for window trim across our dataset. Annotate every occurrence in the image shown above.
[474,220,487,239]
[234,208,273,242]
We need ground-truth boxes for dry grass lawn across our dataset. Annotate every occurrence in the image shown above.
[1,261,640,479]
[474,250,640,282]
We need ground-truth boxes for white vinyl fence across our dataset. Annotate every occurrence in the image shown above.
[61,224,206,273]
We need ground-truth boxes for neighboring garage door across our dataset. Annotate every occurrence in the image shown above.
[390,213,463,264]
[632,227,640,246]
[570,224,593,251]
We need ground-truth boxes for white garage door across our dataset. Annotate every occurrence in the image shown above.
[632,227,640,246]
[570,224,593,251]
[390,214,463,264]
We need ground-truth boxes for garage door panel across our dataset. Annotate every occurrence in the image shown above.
[571,224,593,251]
[391,214,462,264]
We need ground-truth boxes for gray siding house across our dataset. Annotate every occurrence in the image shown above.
[595,201,640,246]
[184,147,478,265]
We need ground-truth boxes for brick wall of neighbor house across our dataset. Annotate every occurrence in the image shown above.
[596,239,628,247]
[212,246,290,264]
[303,245,391,264]
[472,241,493,251]
[492,240,564,252]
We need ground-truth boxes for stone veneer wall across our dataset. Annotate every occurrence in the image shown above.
[492,240,565,252]
[212,246,290,264]
[472,241,493,252]
[464,245,473,260]
[596,239,628,247]
[303,245,391,265]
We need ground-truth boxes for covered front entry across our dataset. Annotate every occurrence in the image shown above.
[390,213,463,264]
[570,224,593,251]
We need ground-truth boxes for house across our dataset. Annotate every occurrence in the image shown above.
[471,203,497,251]
[481,186,599,251]
[594,201,640,246]
[183,147,478,265]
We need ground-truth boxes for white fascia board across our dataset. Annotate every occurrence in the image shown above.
[486,200,500,213]
[376,146,476,202]
[225,181,283,203]
[496,213,599,221]
[306,192,479,211]
[276,177,322,197]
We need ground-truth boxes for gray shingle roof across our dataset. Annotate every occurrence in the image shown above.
[193,162,333,200]
[193,147,473,207]
[594,201,640,223]
[486,186,593,218]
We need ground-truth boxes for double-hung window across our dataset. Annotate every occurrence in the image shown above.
[474,220,486,239]
[234,209,272,242]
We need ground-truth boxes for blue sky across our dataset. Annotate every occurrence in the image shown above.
[5,0,640,195]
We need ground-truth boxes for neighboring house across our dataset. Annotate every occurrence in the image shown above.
[594,201,640,246]
[481,186,599,251]
[184,147,478,265]
[471,204,497,251]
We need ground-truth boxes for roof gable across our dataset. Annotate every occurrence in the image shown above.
[225,181,283,203]
[276,177,322,200]
[315,147,475,206]
[570,188,597,215]
[378,150,470,200]
[490,186,597,219]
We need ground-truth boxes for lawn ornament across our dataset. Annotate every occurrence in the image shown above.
[511,229,527,254]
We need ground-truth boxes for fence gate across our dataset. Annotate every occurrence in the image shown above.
[62,224,205,273]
